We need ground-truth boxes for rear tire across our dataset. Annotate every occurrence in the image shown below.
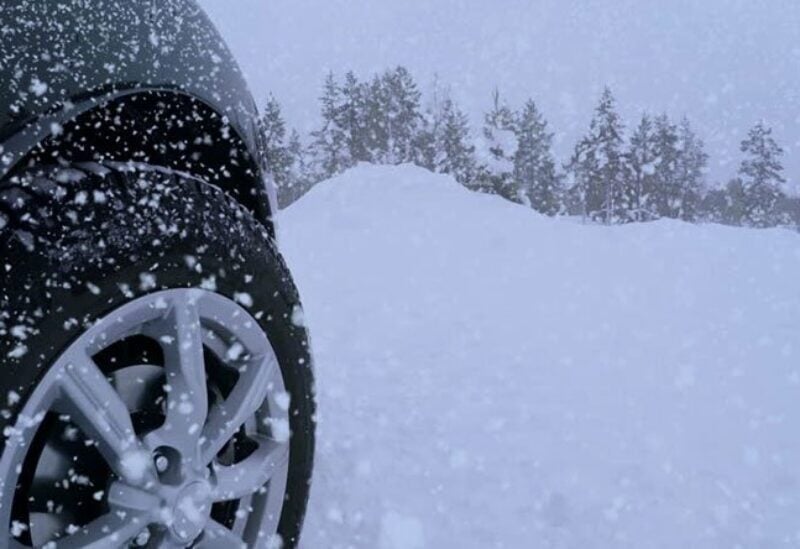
[0,164,315,547]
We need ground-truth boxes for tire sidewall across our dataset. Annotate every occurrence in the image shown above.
[0,168,314,546]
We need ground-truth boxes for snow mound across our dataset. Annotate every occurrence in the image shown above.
[280,164,800,548]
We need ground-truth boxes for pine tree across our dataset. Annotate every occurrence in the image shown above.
[723,178,748,226]
[381,67,423,164]
[565,138,591,220]
[340,71,370,163]
[412,76,445,172]
[476,89,518,199]
[626,114,658,221]
[412,109,437,171]
[650,114,681,219]
[777,193,800,230]
[260,94,293,205]
[361,74,390,162]
[411,110,438,171]
[699,185,729,224]
[566,87,627,223]
[434,96,477,186]
[514,99,562,214]
[309,72,352,180]
[278,129,315,207]
[675,117,708,221]
[738,121,785,227]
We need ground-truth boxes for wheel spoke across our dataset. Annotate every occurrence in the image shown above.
[195,520,247,548]
[213,436,290,502]
[52,510,148,549]
[144,292,208,458]
[55,350,151,485]
[107,481,162,512]
[200,353,278,465]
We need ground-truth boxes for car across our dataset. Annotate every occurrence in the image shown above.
[0,1,315,547]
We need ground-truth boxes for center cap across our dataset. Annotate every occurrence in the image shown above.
[170,480,213,543]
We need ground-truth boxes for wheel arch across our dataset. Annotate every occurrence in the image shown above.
[2,88,276,237]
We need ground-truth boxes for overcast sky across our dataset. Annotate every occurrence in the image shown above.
[199,0,800,189]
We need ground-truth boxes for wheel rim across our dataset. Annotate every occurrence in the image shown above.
[0,289,291,548]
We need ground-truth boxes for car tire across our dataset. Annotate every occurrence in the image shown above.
[0,163,314,548]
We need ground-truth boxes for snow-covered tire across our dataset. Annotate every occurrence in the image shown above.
[0,164,314,547]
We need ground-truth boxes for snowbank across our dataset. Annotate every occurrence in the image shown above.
[279,164,800,548]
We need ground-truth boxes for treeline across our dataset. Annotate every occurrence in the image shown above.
[260,67,799,229]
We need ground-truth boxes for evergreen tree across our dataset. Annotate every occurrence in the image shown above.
[724,178,748,226]
[411,111,438,171]
[278,129,315,207]
[699,179,747,226]
[514,99,562,214]
[412,110,437,171]
[699,185,728,224]
[309,72,352,179]
[340,71,370,163]
[566,87,627,223]
[650,114,681,219]
[675,117,708,221]
[412,75,445,171]
[260,94,292,205]
[381,67,423,164]
[777,193,800,230]
[361,74,390,162]
[565,138,592,220]
[434,96,477,186]
[476,89,518,199]
[738,121,785,226]
[626,114,658,221]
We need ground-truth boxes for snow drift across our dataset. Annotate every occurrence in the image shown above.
[279,164,800,548]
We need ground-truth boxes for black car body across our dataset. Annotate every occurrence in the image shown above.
[0,0,276,231]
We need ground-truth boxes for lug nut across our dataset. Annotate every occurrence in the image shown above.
[133,528,151,546]
[154,454,169,473]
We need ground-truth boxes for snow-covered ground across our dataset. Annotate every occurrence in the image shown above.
[279,164,800,548]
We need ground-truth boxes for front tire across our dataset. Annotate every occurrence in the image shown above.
[0,164,315,547]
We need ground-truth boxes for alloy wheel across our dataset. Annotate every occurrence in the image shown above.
[0,289,291,548]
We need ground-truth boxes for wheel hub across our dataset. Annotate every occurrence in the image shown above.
[167,480,213,543]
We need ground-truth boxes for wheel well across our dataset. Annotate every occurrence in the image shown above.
[13,91,273,235]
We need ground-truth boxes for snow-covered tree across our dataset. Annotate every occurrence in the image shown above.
[699,184,729,224]
[723,178,747,226]
[433,96,477,186]
[674,117,708,221]
[625,114,658,221]
[514,99,562,214]
[361,74,390,162]
[475,89,518,199]
[649,114,682,219]
[565,138,591,220]
[778,193,800,230]
[738,121,785,226]
[309,72,352,179]
[566,87,627,223]
[380,67,423,164]
[644,115,709,221]
[411,76,444,171]
[278,129,315,207]
[412,109,437,172]
[340,71,370,164]
[260,95,292,204]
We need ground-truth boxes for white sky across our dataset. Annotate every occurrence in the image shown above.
[199,0,800,188]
